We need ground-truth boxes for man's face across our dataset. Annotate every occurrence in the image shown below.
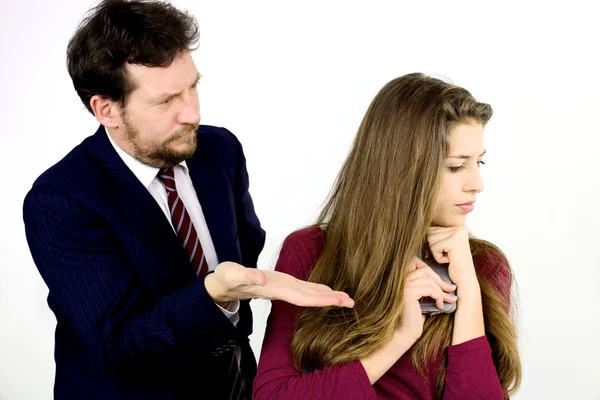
[116,51,201,168]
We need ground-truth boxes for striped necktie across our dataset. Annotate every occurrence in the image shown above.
[158,167,246,399]
[157,167,209,277]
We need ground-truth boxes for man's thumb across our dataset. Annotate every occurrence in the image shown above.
[248,269,267,286]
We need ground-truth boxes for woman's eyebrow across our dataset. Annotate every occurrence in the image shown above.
[448,150,487,159]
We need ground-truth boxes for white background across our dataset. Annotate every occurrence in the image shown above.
[1,0,599,399]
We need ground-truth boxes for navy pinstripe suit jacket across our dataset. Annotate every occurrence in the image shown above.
[23,125,266,399]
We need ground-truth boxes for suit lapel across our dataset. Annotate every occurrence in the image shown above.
[86,126,196,283]
[186,149,240,265]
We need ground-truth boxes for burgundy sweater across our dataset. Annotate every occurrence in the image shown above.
[253,227,511,400]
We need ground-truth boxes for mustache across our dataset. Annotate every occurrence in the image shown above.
[162,124,199,144]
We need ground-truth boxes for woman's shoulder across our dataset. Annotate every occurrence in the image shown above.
[470,238,513,300]
[275,225,325,280]
[471,239,510,273]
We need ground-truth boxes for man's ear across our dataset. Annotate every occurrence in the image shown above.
[90,95,120,128]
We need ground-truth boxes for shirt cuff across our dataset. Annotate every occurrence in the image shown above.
[217,300,240,326]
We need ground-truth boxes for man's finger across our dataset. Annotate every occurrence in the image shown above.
[295,282,354,306]
[293,293,355,308]
[246,268,267,286]
[302,281,336,292]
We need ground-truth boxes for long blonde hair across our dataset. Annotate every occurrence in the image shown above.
[291,73,521,398]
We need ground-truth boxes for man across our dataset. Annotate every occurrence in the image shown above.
[22,1,353,399]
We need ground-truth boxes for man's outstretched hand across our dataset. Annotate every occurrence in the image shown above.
[204,261,354,308]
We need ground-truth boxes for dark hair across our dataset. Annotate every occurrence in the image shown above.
[66,0,200,114]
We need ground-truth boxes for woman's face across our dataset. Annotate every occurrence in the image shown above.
[434,122,485,227]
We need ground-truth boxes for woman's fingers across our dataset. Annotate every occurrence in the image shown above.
[405,277,456,309]
[406,265,456,293]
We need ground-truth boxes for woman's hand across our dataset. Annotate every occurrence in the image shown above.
[427,227,485,345]
[397,257,457,342]
[427,226,477,286]
[361,257,457,384]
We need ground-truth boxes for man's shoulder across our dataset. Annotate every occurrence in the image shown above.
[34,141,89,183]
[28,131,106,199]
[196,124,241,150]
[189,125,246,170]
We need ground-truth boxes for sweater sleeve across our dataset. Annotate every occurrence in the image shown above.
[443,250,512,400]
[253,229,375,400]
[442,336,505,399]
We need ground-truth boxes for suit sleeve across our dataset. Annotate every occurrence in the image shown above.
[253,233,375,400]
[231,130,266,270]
[23,185,245,375]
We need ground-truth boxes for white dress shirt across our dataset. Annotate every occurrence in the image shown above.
[105,128,240,325]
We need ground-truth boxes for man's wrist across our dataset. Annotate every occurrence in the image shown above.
[217,300,232,308]
[204,273,230,307]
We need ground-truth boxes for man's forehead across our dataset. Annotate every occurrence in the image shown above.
[124,52,197,95]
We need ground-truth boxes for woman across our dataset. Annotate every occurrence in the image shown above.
[253,73,521,399]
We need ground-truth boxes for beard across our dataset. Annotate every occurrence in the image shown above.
[122,113,199,168]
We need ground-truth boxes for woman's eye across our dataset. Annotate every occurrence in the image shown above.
[448,166,464,173]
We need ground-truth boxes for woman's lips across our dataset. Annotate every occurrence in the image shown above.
[456,202,475,213]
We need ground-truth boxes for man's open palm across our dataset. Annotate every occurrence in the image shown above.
[205,261,355,308]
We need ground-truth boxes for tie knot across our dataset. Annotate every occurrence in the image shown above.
[158,167,177,192]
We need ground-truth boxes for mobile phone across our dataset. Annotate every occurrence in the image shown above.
[419,249,456,315]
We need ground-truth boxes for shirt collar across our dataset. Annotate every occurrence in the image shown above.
[105,126,188,189]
